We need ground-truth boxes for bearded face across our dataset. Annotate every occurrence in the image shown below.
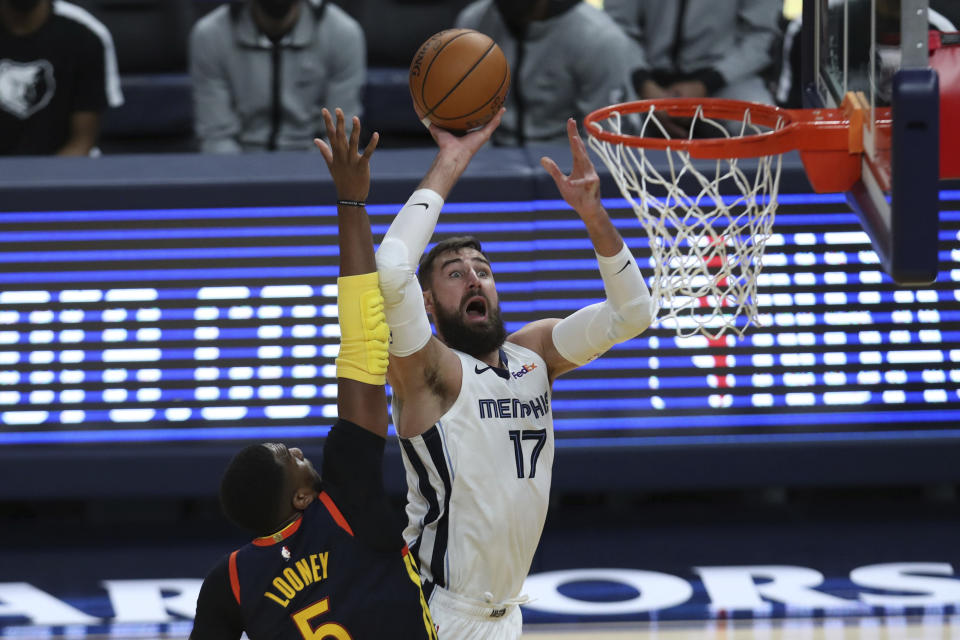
[431,290,507,360]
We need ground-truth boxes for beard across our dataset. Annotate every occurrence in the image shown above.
[433,295,507,360]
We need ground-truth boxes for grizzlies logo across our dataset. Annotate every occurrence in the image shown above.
[0,59,55,119]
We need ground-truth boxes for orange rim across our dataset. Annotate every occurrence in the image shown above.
[584,98,854,159]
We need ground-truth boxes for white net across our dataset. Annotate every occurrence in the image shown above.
[587,104,786,339]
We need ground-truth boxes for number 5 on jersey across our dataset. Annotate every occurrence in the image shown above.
[292,598,351,640]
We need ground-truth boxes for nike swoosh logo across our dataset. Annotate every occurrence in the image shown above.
[475,365,492,374]
[411,202,429,210]
[615,260,633,275]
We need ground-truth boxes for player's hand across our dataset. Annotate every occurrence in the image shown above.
[314,108,379,202]
[416,108,504,198]
[429,107,504,162]
[540,118,604,221]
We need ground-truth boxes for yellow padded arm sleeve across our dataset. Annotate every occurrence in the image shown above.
[336,272,389,385]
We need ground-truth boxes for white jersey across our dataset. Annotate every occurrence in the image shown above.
[396,341,554,606]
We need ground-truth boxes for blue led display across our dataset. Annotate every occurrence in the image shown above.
[1,193,958,445]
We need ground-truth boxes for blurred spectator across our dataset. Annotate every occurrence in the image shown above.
[604,0,780,135]
[773,13,802,108]
[774,0,958,109]
[189,0,365,153]
[0,0,123,156]
[455,0,637,146]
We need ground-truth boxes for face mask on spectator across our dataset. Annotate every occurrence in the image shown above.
[254,0,298,20]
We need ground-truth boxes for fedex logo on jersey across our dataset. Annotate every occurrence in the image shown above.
[478,391,550,420]
[512,362,538,379]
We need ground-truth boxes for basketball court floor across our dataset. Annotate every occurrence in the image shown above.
[2,482,957,639]
[11,615,955,639]
[522,617,960,639]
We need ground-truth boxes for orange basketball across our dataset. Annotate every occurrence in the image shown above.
[409,29,510,133]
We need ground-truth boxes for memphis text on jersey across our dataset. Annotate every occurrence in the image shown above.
[478,390,550,420]
[263,551,329,608]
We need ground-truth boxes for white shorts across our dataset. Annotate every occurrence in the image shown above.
[428,586,523,640]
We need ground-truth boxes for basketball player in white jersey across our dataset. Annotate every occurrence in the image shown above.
[375,114,655,640]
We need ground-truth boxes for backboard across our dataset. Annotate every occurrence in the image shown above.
[802,0,940,285]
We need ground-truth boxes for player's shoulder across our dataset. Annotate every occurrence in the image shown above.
[507,318,560,358]
[315,1,364,43]
[568,1,632,42]
[199,551,233,585]
[504,341,550,372]
[192,3,231,33]
[319,1,359,27]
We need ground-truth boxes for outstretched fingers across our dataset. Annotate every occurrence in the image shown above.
[362,130,380,161]
[320,108,344,154]
[349,115,361,154]
[320,108,380,163]
[334,107,347,142]
[483,107,506,135]
[539,155,564,183]
[539,118,603,209]
[471,107,506,146]
[463,107,506,152]
[566,118,593,176]
[541,118,589,183]
[313,137,333,165]
[349,115,380,161]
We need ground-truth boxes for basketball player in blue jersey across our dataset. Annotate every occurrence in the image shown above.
[189,108,437,640]
[375,116,656,639]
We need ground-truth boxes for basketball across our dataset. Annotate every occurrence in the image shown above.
[409,28,510,133]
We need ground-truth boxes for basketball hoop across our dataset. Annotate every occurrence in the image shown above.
[585,97,864,339]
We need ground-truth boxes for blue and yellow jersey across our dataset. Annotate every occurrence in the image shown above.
[191,420,437,640]
[229,491,434,639]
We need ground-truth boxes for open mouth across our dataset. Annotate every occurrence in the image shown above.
[464,296,488,320]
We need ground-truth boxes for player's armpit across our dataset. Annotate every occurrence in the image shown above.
[387,338,463,438]
[386,336,454,392]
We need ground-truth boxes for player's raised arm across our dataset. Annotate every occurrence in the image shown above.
[514,117,656,380]
[314,108,389,436]
[374,110,503,436]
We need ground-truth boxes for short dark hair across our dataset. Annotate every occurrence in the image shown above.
[219,444,288,535]
[417,236,485,289]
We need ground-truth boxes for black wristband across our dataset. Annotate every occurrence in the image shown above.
[336,199,366,207]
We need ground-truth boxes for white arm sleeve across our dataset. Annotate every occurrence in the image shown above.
[551,243,655,366]
[375,188,445,357]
